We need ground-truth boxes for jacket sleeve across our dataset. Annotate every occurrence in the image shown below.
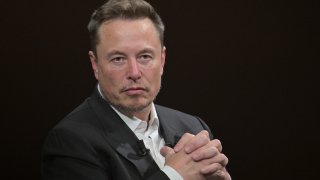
[196,116,214,140]
[41,128,170,180]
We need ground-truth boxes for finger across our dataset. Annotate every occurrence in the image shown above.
[205,170,227,180]
[173,133,194,152]
[192,145,219,161]
[211,139,223,152]
[218,154,229,167]
[160,146,175,158]
[198,153,229,174]
[200,163,223,175]
[210,153,229,167]
[184,130,210,154]
[191,140,225,161]
[203,153,229,167]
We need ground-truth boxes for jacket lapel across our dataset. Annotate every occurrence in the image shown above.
[156,105,184,148]
[88,89,160,178]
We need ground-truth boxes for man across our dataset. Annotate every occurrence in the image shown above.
[42,0,231,179]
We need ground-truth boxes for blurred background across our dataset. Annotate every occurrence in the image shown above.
[1,0,319,179]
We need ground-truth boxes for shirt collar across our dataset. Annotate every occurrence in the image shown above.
[111,103,159,133]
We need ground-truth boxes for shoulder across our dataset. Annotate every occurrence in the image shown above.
[155,104,198,120]
[155,105,201,121]
[53,97,104,130]
[46,97,105,144]
[43,97,108,160]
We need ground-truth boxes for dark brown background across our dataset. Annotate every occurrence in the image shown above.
[1,0,319,179]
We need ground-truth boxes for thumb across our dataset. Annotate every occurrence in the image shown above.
[160,146,175,158]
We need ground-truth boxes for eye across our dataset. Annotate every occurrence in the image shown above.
[110,56,125,65]
[138,54,152,64]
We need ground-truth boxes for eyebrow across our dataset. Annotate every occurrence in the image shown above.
[138,48,156,55]
[106,48,156,59]
[106,50,126,59]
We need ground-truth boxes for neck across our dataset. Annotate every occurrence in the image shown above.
[116,105,151,121]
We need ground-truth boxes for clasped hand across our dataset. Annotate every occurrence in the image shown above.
[160,130,231,180]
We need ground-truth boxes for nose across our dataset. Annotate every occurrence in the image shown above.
[127,59,141,81]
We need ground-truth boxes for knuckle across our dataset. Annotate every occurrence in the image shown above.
[200,134,210,142]
[200,130,209,136]
[185,133,195,137]
[218,153,229,166]
[214,170,226,178]
[208,144,219,153]
[181,133,194,141]
[203,163,222,174]
[213,139,221,146]
[212,139,223,152]
[207,146,219,156]
[222,154,229,165]
[212,163,223,171]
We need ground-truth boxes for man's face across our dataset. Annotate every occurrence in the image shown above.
[89,18,165,116]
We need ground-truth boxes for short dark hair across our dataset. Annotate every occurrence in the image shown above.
[88,0,165,53]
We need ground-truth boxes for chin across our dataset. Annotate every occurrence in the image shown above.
[128,101,150,110]
[120,99,152,112]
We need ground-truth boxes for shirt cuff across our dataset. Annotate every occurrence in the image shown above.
[161,165,183,180]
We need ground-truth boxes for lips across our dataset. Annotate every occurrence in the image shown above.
[125,87,145,91]
[122,87,146,96]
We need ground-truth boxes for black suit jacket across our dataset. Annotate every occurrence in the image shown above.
[42,88,213,180]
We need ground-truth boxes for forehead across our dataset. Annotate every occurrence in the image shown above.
[97,18,161,44]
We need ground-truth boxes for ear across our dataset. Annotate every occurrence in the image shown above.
[89,51,99,80]
[160,46,166,75]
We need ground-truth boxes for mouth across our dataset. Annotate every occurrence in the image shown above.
[122,87,147,96]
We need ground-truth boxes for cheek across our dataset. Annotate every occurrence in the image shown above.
[100,70,120,86]
[149,69,162,86]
